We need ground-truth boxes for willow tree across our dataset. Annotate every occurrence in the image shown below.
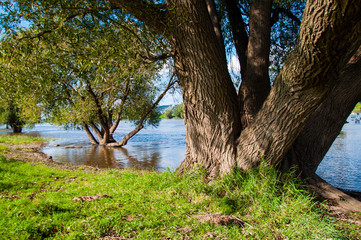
[0,38,42,133]
[1,0,361,210]
[106,0,360,170]
[108,0,361,210]
[0,8,174,145]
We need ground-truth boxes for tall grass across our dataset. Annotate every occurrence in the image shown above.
[208,163,341,238]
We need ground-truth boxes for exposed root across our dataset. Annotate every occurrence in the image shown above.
[308,174,361,213]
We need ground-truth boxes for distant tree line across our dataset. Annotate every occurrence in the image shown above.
[161,104,184,119]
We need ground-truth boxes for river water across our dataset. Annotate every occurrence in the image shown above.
[1,119,360,192]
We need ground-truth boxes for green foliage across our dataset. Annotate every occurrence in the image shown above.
[0,2,171,140]
[172,103,184,119]
[160,104,184,119]
[0,102,25,132]
[353,102,361,113]
[162,108,174,119]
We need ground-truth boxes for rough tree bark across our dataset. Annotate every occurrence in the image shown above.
[111,0,361,178]
[279,47,361,211]
[282,47,361,174]
[238,0,272,128]
[167,0,242,176]
[236,0,361,170]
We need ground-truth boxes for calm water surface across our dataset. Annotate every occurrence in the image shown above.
[1,119,360,191]
[316,123,361,192]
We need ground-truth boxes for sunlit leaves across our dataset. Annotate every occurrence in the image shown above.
[0,0,169,129]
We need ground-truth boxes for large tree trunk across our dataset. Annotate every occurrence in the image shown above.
[168,0,242,177]
[281,46,361,174]
[110,0,241,175]
[278,47,361,212]
[238,0,272,128]
[236,0,361,170]
[11,125,22,133]
[110,0,361,177]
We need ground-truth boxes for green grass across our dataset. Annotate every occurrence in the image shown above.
[0,136,360,239]
[0,134,45,145]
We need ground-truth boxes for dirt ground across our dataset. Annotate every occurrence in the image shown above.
[3,142,98,172]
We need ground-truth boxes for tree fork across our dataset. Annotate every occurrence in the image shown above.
[236,0,361,170]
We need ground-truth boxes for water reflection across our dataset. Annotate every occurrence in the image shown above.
[50,145,162,170]
[0,120,186,171]
[85,146,122,168]
[119,147,160,170]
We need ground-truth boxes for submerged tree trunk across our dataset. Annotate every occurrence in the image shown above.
[82,123,99,145]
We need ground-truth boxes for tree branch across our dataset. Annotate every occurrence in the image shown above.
[206,0,226,61]
[271,7,302,27]
[108,73,177,147]
[140,51,174,63]
[109,0,170,36]
[85,82,109,133]
[19,14,80,40]
[109,78,131,135]
[224,0,249,80]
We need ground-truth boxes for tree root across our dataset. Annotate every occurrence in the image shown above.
[307,174,361,213]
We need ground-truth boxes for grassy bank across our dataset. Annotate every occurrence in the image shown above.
[0,135,360,239]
